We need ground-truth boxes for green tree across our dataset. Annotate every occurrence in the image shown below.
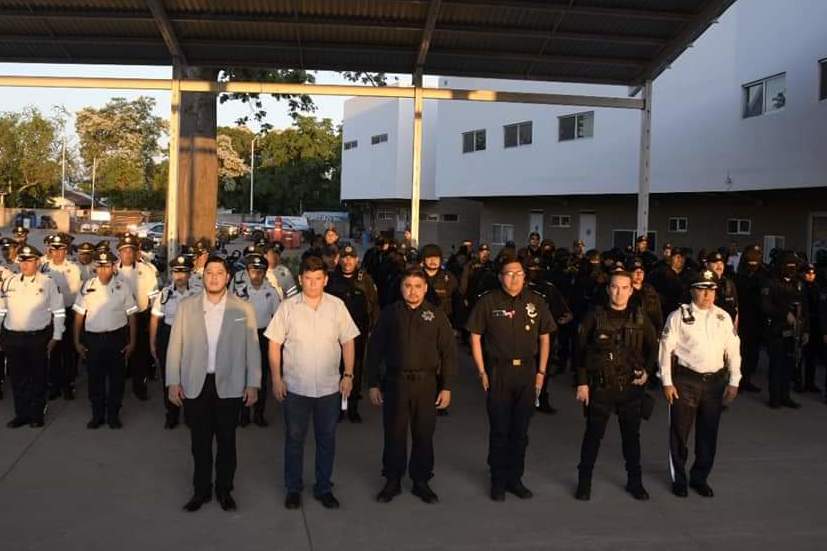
[0,108,63,207]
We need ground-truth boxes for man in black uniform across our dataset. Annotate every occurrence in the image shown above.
[574,270,658,501]
[706,251,739,323]
[800,264,824,393]
[627,257,663,332]
[762,253,809,408]
[467,253,556,501]
[366,267,456,504]
[635,235,658,272]
[459,243,498,311]
[326,243,380,422]
[734,247,766,392]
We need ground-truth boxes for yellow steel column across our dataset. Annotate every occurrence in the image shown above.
[165,66,181,263]
[410,74,424,247]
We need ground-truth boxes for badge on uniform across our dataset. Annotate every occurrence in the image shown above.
[716,313,725,321]
[525,302,538,319]
[421,310,435,322]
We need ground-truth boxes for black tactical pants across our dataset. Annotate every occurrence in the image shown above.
[669,366,727,487]
[86,328,128,422]
[156,323,179,423]
[48,310,77,395]
[578,386,643,481]
[2,327,51,422]
[382,373,438,483]
[767,336,794,406]
[486,360,535,487]
[128,310,151,398]
[739,323,762,384]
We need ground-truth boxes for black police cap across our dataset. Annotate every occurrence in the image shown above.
[117,235,138,250]
[94,251,118,266]
[690,269,718,289]
[244,253,269,270]
[17,245,41,260]
[340,243,358,258]
[169,255,194,272]
[77,242,95,253]
[421,243,442,259]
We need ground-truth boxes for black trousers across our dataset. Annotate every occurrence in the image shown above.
[85,328,128,421]
[803,327,823,388]
[183,374,243,497]
[669,367,726,487]
[156,323,179,421]
[739,323,762,383]
[382,373,438,483]
[253,329,269,417]
[49,310,77,392]
[486,361,535,486]
[2,327,51,422]
[767,336,794,406]
[128,310,151,396]
[578,386,643,481]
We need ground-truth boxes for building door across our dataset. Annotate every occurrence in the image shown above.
[529,210,543,238]
[579,213,596,249]
[810,212,827,262]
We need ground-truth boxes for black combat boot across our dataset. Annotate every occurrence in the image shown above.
[575,472,591,501]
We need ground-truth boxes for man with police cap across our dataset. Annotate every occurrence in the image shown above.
[150,255,200,429]
[0,245,65,427]
[12,225,29,246]
[659,269,741,497]
[265,241,298,299]
[116,233,160,400]
[76,242,97,282]
[761,252,809,409]
[466,252,556,501]
[734,246,767,392]
[232,252,279,427]
[574,268,658,501]
[706,251,738,324]
[326,242,379,423]
[800,263,824,393]
[459,243,499,311]
[41,233,82,400]
[627,257,663,332]
[74,250,138,428]
[189,239,211,289]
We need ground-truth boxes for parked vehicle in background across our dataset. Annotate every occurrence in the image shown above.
[38,215,57,229]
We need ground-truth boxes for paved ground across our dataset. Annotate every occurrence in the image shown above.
[1,348,825,551]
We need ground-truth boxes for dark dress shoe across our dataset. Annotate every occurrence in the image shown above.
[690,482,714,497]
[285,492,302,510]
[164,418,178,430]
[412,482,439,504]
[108,417,123,429]
[506,481,533,499]
[768,402,782,410]
[781,399,802,409]
[575,479,591,501]
[626,482,650,501]
[182,494,211,512]
[217,492,237,511]
[315,492,340,509]
[490,484,506,502]
[672,483,688,497]
[253,413,269,427]
[239,410,251,427]
[87,418,104,429]
[48,389,61,401]
[7,417,29,428]
[347,410,363,423]
[63,387,75,401]
[337,410,346,423]
[740,381,761,393]
[29,419,45,428]
[376,480,402,503]
[437,408,449,417]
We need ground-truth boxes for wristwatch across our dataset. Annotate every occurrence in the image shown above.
[342,373,354,379]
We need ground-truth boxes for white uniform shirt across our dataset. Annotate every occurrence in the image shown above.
[116,261,160,312]
[203,292,227,375]
[41,259,83,308]
[0,272,65,340]
[151,283,201,327]
[658,303,742,387]
[268,265,298,298]
[232,278,280,329]
[73,277,139,332]
[264,292,360,398]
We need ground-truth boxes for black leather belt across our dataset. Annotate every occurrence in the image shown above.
[676,364,727,382]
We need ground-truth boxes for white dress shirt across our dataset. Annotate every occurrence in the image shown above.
[41,259,83,308]
[0,272,65,340]
[72,276,138,332]
[264,292,360,398]
[117,261,160,312]
[658,303,742,387]
[203,292,227,375]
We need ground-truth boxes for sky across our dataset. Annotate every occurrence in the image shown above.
[0,62,427,149]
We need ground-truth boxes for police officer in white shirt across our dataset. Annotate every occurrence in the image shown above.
[232,252,279,427]
[150,255,200,429]
[73,251,139,429]
[659,269,741,498]
[265,241,297,298]
[189,240,210,290]
[0,237,21,277]
[76,242,96,282]
[115,233,160,401]
[0,245,65,428]
[41,233,83,401]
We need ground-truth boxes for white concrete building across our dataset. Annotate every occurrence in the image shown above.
[341,0,827,259]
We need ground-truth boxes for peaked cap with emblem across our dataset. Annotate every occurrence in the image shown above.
[94,250,118,266]
[49,233,72,249]
[340,242,358,258]
[244,253,269,270]
[169,255,194,272]
[17,244,41,261]
[117,234,139,250]
[690,269,718,289]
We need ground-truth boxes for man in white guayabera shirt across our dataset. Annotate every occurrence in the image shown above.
[266,255,359,511]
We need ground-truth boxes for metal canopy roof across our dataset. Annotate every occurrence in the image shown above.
[0,0,734,86]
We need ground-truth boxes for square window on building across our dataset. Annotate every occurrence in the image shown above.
[376,209,395,222]
[343,140,358,151]
[743,74,785,118]
[462,129,486,153]
[727,218,751,235]
[504,122,531,148]
[371,133,388,145]
[668,217,688,233]
[421,213,439,222]
[549,215,571,228]
[442,214,459,222]
[820,59,827,101]
[559,112,594,141]
[492,223,514,245]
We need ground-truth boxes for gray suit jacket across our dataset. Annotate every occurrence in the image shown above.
[165,292,262,399]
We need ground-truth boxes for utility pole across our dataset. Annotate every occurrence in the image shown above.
[250,134,258,215]
[91,155,97,217]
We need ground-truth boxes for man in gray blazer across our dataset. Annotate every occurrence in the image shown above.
[166,255,261,512]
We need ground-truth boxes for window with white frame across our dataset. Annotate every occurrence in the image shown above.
[376,209,395,222]
[549,214,571,228]
[343,140,358,150]
[442,214,459,222]
[559,111,594,141]
[820,59,827,101]
[421,213,439,222]
[371,133,388,145]
[462,129,486,153]
[727,218,751,235]
[743,74,786,118]
[668,217,688,233]
[504,121,532,148]
[492,224,515,245]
